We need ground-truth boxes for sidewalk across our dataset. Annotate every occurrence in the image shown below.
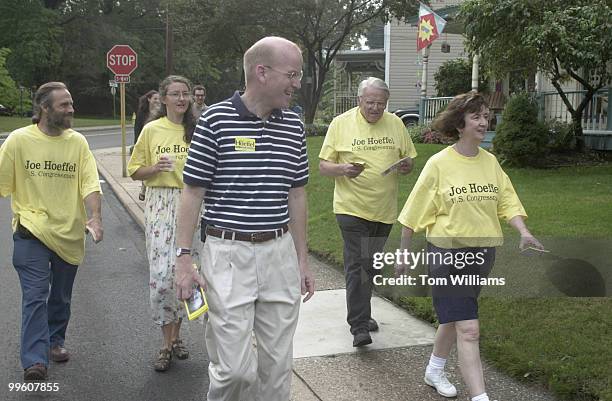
[94,147,559,401]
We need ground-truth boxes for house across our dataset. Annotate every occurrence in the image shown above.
[334,0,466,114]
[385,0,465,111]
[333,0,610,149]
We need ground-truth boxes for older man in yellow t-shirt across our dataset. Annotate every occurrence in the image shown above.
[319,77,417,347]
[0,82,103,381]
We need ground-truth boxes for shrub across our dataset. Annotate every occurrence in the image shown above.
[422,128,446,144]
[546,120,577,153]
[493,93,549,167]
[305,123,329,137]
[406,124,426,143]
[405,124,449,144]
[434,58,487,96]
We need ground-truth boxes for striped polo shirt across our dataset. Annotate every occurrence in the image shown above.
[183,91,309,232]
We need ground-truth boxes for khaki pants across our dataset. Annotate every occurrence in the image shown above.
[201,233,301,401]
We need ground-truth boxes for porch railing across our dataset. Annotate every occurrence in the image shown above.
[334,91,358,116]
[419,96,453,125]
[538,89,610,131]
[419,89,610,131]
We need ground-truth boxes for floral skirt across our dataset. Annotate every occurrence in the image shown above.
[144,186,202,326]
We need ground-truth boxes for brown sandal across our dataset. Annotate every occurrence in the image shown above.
[154,348,172,371]
[171,339,189,360]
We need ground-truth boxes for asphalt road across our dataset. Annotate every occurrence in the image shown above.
[0,182,210,400]
[1,127,131,150]
[83,128,131,150]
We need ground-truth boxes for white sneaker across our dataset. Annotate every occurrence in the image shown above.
[424,370,458,398]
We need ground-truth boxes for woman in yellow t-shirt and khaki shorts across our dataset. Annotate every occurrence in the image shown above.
[128,75,201,372]
[395,93,544,401]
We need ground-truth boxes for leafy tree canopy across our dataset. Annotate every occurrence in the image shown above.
[168,0,420,123]
[0,48,26,111]
[461,0,611,140]
[462,0,611,89]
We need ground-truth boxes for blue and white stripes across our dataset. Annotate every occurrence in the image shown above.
[183,92,308,232]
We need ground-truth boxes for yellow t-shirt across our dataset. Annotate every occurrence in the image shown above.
[397,146,527,248]
[0,125,101,265]
[128,117,189,188]
[319,107,418,224]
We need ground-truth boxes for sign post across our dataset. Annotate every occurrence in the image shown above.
[109,80,117,119]
[106,45,138,177]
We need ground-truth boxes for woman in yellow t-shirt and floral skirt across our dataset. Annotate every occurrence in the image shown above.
[128,75,201,372]
[395,92,544,401]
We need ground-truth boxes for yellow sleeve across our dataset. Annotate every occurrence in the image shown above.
[128,125,150,176]
[318,119,338,162]
[80,143,102,198]
[0,135,15,197]
[397,160,440,232]
[399,121,418,159]
[497,170,527,221]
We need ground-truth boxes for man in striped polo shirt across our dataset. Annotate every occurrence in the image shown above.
[175,36,315,401]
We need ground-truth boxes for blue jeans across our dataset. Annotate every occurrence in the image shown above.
[12,231,78,369]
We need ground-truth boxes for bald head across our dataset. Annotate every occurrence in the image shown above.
[243,36,302,86]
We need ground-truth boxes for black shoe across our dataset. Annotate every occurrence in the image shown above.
[353,330,372,347]
[368,318,379,332]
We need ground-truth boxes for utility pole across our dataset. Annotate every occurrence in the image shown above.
[165,4,173,75]
[19,86,24,116]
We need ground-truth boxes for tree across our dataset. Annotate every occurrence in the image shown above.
[0,0,63,87]
[276,0,399,124]
[0,48,23,111]
[0,0,172,116]
[164,0,260,103]
[461,0,612,147]
[364,23,385,49]
[434,58,487,96]
[57,0,167,115]
[168,0,420,124]
[1,0,422,119]
[493,92,549,166]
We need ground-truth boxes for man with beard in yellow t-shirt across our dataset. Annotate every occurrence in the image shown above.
[0,82,103,381]
[319,77,417,347]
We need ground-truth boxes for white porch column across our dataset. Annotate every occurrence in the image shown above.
[535,70,543,93]
[471,54,479,92]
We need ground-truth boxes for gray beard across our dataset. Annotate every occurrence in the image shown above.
[47,113,72,130]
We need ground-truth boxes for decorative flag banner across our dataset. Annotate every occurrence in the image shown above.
[417,2,447,51]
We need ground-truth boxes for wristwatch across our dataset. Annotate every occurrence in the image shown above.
[176,248,191,257]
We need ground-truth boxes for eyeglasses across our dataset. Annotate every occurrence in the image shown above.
[166,92,190,100]
[363,100,387,109]
[264,65,303,81]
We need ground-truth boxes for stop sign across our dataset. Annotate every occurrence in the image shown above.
[106,45,138,76]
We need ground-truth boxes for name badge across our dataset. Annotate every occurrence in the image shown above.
[235,137,256,152]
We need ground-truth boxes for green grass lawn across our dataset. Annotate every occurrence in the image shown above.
[306,136,612,401]
[0,116,120,132]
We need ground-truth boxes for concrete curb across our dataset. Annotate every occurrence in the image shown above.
[94,150,144,230]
